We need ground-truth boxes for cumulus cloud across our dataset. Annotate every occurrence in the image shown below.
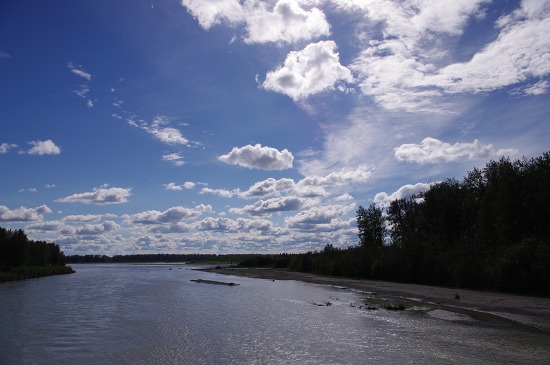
[200,164,371,202]
[149,223,191,234]
[299,164,373,186]
[241,177,295,198]
[181,0,329,44]
[164,181,196,191]
[57,187,132,205]
[374,182,435,208]
[292,185,328,198]
[0,143,17,154]
[182,0,549,111]
[63,214,104,223]
[0,205,52,222]
[26,221,72,233]
[230,196,304,216]
[124,205,212,224]
[27,140,61,155]
[195,217,273,232]
[76,221,120,236]
[218,144,294,170]
[394,137,517,164]
[200,187,236,198]
[244,0,330,44]
[263,40,353,100]
[285,203,355,227]
[180,0,244,29]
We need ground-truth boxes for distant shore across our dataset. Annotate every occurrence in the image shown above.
[199,267,550,333]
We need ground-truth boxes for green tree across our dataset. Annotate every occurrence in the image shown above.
[356,204,385,248]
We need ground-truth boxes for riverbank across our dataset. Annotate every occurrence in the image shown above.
[199,267,550,333]
[0,266,75,283]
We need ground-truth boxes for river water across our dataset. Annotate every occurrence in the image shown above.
[1,264,549,364]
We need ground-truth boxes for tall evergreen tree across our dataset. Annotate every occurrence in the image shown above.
[356,204,385,247]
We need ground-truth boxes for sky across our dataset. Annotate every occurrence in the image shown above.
[1,0,549,256]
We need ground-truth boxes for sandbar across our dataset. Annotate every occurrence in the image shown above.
[199,267,550,333]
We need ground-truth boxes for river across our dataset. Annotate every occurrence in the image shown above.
[1,264,549,364]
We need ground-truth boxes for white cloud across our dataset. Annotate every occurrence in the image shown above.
[427,4,550,94]
[76,221,120,236]
[63,214,104,223]
[180,0,244,29]
[74,84,90,98]
[181,0,329,44]
[292,185,328,198]
[27,140,61,155]
[0,205,52,222]
[150,117,189,145]
[298,164,373,186]
[0,143,17,154]
[263,40,353,100]
[164,183,183,191]
[334,193,354,202]
[124,205,212,224]
[164,181,196,191]
[125,116,190,146]
[195,217,273,232]
[230,196,304,216]
[67,62,92,81]
[149,223,191,234]
[162,152,185,166]
[241,177,295,198]
[374,182,435,208]
[200,187,236,198]
[182,181,196,189]
[347,0,550,111]
[520,80,550,96]
[394,137,517,164]
[285,203,355,227]
[218,144,294,170]
[57,187,132,205]
[244,0,330,44]
[26,221,71,233]
[0,51,10,59]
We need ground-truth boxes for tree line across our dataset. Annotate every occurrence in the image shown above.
[66,253,261,264]
[241,153,550,296]
[0,227,73,282]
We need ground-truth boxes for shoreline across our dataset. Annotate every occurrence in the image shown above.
[199,267,550,333]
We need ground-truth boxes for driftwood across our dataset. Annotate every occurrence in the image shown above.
[190,279,239,286]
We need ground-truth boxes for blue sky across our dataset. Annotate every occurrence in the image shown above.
[1,0,549,255]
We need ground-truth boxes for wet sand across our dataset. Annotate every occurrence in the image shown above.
[199,267,550,332]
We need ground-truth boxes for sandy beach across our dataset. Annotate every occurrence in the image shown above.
[200,267,550,333]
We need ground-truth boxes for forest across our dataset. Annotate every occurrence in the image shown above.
[0,227,73,282]
[66,253,260,264]
[240,153,550,296]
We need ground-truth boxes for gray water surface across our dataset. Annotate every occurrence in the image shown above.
[1,264,549,364]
